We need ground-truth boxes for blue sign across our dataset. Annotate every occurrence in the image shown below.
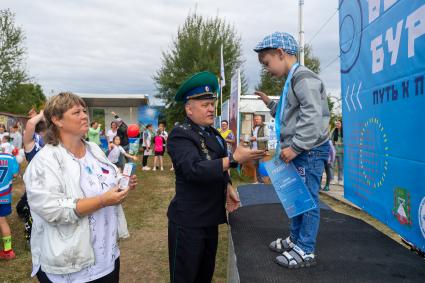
[99,137,139,155]
[264,158,317,218]
[339,0,425,250]
[138,106,159,128]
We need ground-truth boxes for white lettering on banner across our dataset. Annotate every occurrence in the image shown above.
[368,0,381,23]
[368,0,399,23]
[385,20,403,65]
[370,4,425,74]
[371,35,384,73]
[406,5,425,58]
[383,0,398,11]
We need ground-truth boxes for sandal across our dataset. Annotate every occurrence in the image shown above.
[269,237,295,253]
[275,245,317,269]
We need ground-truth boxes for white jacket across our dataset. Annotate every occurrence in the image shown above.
[23,141,129,275]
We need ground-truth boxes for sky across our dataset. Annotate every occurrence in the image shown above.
[2,0,341,106]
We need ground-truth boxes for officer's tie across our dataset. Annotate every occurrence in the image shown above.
[204,127,225,150]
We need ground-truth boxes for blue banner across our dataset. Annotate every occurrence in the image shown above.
[339,0,425,250]
[138,106,159,128]
[99,137,139,155]
[264,158,317,218]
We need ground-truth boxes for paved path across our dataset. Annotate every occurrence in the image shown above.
[319,183,361,210]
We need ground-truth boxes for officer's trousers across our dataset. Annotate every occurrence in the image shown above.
[168,221,218,283]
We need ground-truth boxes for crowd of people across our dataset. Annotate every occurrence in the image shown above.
[0,30,348,282]
[217,114,344,190]
[0,105,173,266]
[322,119,344,191]
[83,112,171,172]
[0,93,138,282]
[0,98,345,278]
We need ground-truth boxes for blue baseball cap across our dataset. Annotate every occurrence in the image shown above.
[253,32,299,55]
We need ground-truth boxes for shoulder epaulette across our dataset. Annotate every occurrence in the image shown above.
[178,122,192,131]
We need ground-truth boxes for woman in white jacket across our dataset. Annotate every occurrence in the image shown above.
[24,92,137,283]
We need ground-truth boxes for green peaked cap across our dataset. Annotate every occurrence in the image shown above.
[175,71,219,102]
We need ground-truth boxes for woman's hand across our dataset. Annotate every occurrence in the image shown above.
[76,185,131,216]
[129,175,137,190]
[101,186,130,206]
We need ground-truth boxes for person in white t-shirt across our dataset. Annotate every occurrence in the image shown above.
[0,124,9,141]
[141,124,153,170]
[250,115,270,183]
[108,136,138,171]
[106,121,118,143]
[0,136,14,154]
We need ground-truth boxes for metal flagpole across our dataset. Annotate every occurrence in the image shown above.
[299,0,305,65]
[220,80,223,122]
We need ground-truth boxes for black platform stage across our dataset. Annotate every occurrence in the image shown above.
[227,185,425,283]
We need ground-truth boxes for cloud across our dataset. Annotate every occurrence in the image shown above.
[3,0,341,96]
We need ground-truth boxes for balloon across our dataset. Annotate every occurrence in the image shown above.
[16,149,25,164]
[258,161,269,177]
[127,124,140,138]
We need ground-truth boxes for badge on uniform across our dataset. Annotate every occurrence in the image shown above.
[200,140,211,160]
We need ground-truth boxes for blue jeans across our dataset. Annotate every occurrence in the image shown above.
[289,142,330,254]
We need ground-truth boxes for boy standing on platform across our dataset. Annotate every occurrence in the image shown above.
[254,32,330,268]
[0,152,19,259]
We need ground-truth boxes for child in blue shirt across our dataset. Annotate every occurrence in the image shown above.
[0,153,19,259]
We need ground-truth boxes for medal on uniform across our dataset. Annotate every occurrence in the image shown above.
[200,138,211,160]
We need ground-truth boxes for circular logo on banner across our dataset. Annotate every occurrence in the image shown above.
[419,197,425,238]
[339,0,363,74]
[359,118,389,189]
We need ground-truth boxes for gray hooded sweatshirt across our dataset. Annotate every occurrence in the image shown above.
[267,65,330,154]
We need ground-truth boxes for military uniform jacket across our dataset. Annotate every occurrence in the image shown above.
[167,118,231,227]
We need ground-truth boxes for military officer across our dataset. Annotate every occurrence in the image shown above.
[167,71,266,283]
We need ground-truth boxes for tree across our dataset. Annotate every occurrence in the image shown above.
[0,83,46,114]
[255,44,320,96]
[0,9,27,100]
[154,12,247,126]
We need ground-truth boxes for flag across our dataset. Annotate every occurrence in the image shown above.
[220,44,226,90]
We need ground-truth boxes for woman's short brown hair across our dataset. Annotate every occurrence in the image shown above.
[43,92,86,146]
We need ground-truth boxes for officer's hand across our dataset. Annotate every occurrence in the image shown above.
[233,145,266,164]
[226,184,240,213]
[255,91,271,105]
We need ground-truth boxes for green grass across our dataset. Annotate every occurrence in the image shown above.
[1,156,406,282]
[0,156,232,282]
[0,166,34,283]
